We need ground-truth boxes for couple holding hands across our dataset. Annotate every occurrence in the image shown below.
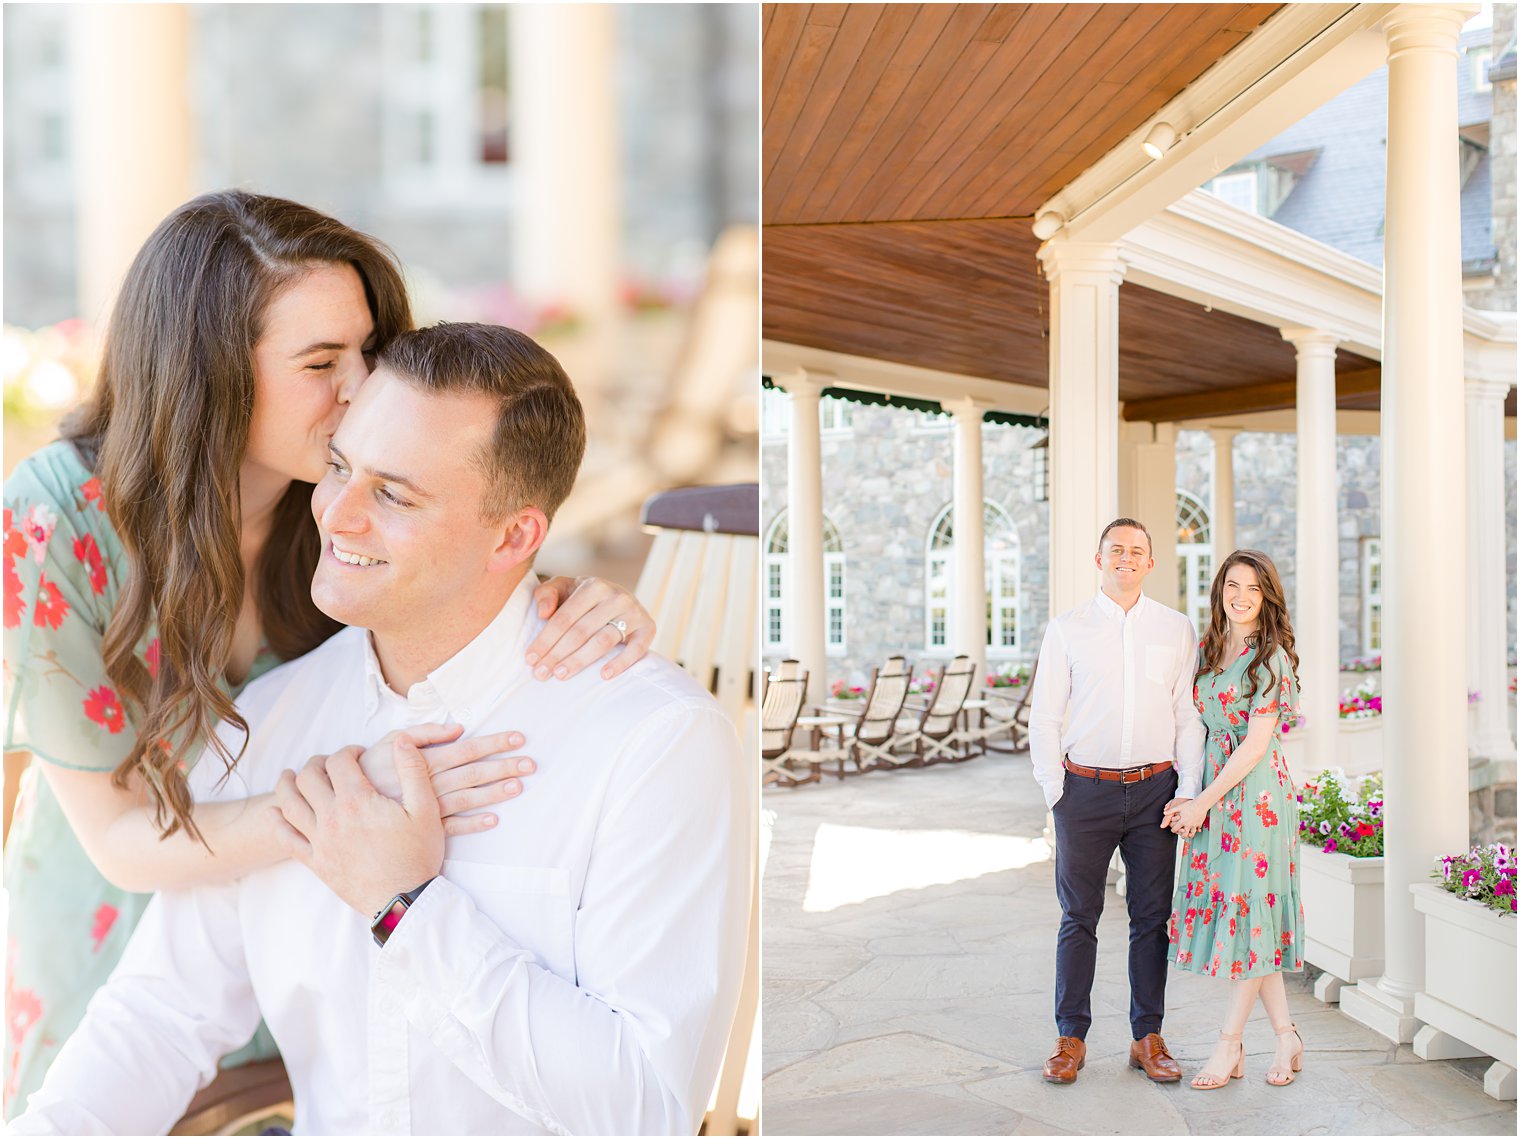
[1029,519,1306,1093]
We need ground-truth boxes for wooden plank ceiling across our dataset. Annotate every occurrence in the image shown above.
[762,3,1410,422]
[764,220,1381,421]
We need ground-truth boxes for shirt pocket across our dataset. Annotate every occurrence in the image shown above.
[1144,644,1176,686]
[441,860,577,983]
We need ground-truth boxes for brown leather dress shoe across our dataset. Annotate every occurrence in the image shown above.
[1129,1032,1182,1081]
[1042,1036,1086,1083]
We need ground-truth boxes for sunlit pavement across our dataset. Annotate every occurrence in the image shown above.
[761,754,1517,1136]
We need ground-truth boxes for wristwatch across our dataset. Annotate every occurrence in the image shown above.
[370,878,436,947]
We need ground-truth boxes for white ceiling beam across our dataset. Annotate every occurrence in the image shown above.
[1047,5,1397,245]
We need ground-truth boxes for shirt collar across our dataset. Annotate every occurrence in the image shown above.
[360,574,539,726]
[1094,588,1148,621]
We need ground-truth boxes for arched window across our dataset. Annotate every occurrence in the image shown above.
[764,511,846,656]
[924,501,1020,657]
[1176,490,1213,636]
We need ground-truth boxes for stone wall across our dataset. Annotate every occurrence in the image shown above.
[765,413,1519,693]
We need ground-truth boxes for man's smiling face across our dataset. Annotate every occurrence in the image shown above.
[1095,525,1154,595]
[309,366,507,636]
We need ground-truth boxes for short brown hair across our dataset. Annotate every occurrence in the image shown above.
[1098,517,1152,554]
[377,322,586,522]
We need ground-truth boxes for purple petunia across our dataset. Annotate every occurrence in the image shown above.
[1367,800,1382,818]
[1324,839,1338,853]
[1319,821,1332,835]
[1462,868,1483,895]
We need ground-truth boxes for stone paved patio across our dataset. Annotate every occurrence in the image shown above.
[761,754,1516,1136]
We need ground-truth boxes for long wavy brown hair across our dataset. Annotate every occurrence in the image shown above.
[1197,548,1301,700]
[61,190,412,842]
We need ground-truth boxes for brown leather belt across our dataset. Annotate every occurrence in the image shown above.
[1063,758,1174,784]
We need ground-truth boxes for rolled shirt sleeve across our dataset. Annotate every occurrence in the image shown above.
[1028,621,1071,810]
[1172,617,1205,800]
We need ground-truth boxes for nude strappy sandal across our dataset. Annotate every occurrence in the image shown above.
[1266,1022,1304,1086]
[1191,1031,1245,1089]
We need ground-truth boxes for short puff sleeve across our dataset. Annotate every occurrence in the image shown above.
[4,445,138,773]
[1249,646,1300,725]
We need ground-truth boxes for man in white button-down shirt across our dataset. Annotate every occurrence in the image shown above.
[1028,518,1204,1086]
[14,324,751,1136]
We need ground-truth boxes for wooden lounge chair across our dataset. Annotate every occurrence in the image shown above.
[974,658,1040,754]
[812,656,916,776]
[906,655,979,766]
[760,661,812,787]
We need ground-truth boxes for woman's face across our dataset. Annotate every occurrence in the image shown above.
[244,263,376,487]
[1221,562,1263,633]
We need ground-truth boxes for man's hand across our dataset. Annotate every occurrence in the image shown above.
[273,734,444,918]
[1166,797,1209,838]
[1160,796,1194,831]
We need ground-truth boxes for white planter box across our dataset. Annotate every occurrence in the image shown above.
[1299,847,1384,1002]
[1410,883,1516,1100]
[1281,716,1382,779]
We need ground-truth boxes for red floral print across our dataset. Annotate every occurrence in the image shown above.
[3,560,22,629]
[1230,960,1244,979]
[4,508,26,629]
[73,533,107,595]
[1255,854,1269,879]
[80,476,103,506]
[83,686,126,734]
[91,904,119,952]
[32,573,69,630]
[1220,832,1237,853]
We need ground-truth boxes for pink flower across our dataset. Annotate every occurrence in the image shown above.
[21,503,57,564]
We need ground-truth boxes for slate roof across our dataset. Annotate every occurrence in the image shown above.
[1233,24,1497,272]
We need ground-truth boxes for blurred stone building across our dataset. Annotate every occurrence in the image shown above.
[3,3,758,328]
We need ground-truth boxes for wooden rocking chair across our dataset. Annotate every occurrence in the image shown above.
[760,661,812,787]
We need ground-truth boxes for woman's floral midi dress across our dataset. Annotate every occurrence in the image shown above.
[1168,644,1305,979]
[4,442,279,1118]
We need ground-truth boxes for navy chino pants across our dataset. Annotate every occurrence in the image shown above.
[1051,763,1179,1041]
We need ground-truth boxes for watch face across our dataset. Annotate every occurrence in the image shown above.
[374,898,408,943]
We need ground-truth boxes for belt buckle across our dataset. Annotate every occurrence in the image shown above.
[1121,765,1146,785]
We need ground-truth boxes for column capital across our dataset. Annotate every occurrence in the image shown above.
[1383,5,1478,56]
[1464,376,1513,404]
[1037,239,1126,285]
[775,368,826,399]
[1208,426,1241,443]
[940,395,994,420]
[1280,327,1341,355]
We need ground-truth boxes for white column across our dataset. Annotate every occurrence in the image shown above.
[69,5,194,326]
[1467,378,1517,769]
[1210,429,1239,559]
[944,397,989,680]
[1038,241,1125,618]
[510,4,621,385]
[781,369,828,706]
[1283,328,1342,777]
[1339,3,1475,1046]
[1120,422,1180,606]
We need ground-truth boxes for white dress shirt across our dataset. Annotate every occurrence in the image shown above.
[1028,590,1205,810]
[14,576,752,1136]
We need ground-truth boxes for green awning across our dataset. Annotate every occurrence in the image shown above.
[761,375,1046,429]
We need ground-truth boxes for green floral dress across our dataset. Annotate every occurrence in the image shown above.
[1168,644,1305,979]
[3,442,280,1118]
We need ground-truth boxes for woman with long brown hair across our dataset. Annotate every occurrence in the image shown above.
[2,190,655,1115]
[1163,548,1307,1090]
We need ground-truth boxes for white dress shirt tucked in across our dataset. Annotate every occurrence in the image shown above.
[14,577,752,1137]
[1028,590,1205,810]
